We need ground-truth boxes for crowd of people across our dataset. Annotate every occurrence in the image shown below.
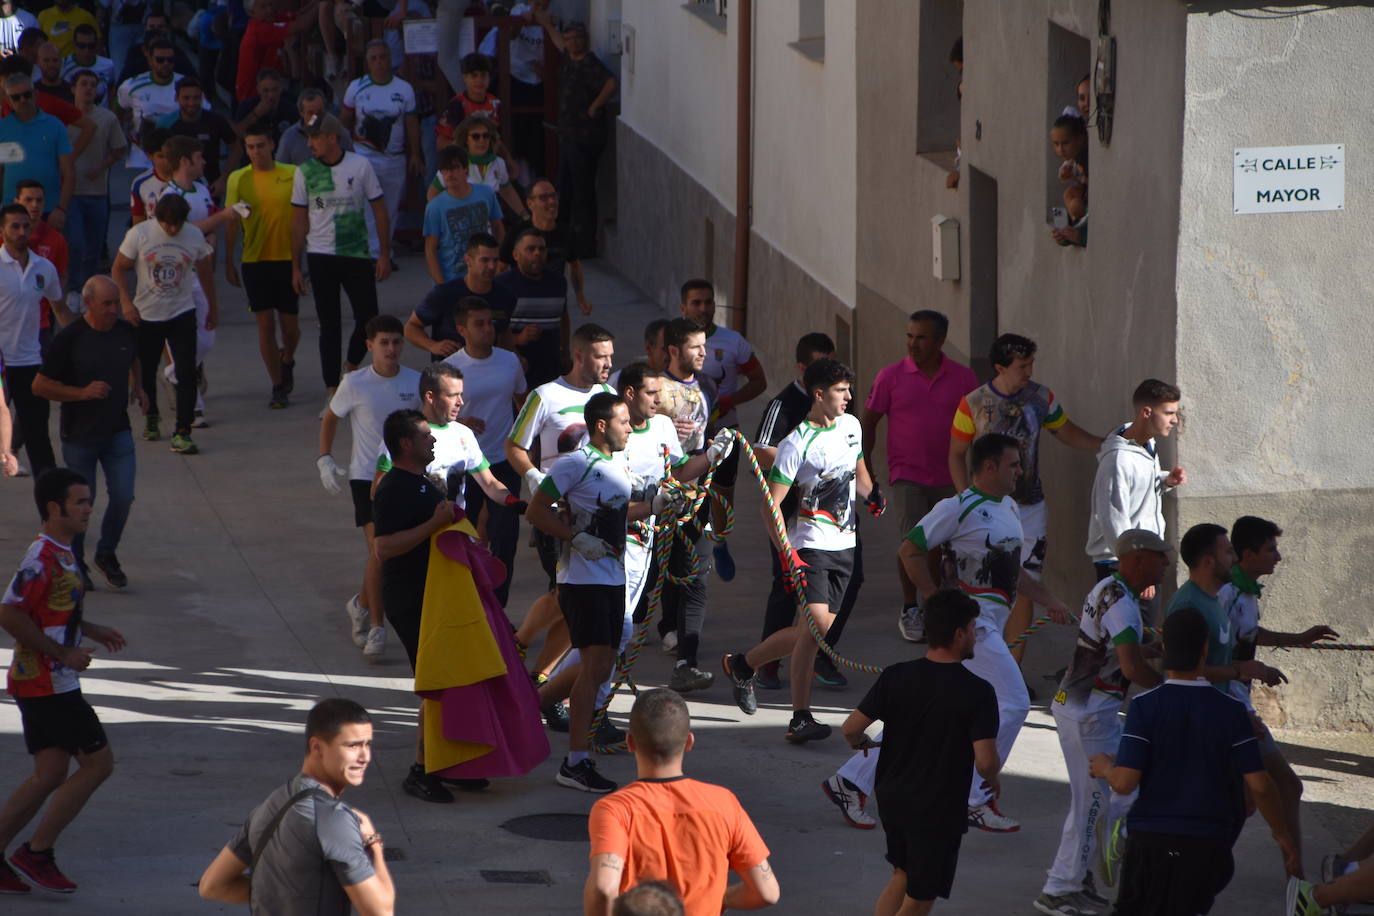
[0,4,1370,916]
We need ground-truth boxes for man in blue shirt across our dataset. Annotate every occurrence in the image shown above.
[1166,523,1285,693]
[422,145,499,284]
[1090,607,1299,915]
[0,73,74,229]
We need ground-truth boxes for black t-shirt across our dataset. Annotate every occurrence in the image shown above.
[413,277,518,353]
[39,319,138,446]
[499,218,582,272]
[37,82,75,104]
[372,468,444,619]
[164,111,239,183]
[557,53,613,145]
[232,95,298,141]
[857,657,999,830]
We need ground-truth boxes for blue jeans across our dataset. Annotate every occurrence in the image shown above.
[62,429,136,567]
[65,194,110,293]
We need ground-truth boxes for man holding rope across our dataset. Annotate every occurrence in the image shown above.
[827,433,1073,833]
[722,358,883,744]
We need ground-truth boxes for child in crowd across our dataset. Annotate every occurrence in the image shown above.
[1050,112,1089,247]
[437,53,501,148]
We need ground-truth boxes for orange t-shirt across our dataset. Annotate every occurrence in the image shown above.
[588,777,769,915]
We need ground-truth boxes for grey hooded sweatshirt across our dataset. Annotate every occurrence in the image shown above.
[1084,423,1172,563]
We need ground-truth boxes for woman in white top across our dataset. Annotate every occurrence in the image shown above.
[428,116,524,217]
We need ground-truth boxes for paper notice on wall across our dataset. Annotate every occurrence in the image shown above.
[1234,144,1345,214]
[404,18,439,55]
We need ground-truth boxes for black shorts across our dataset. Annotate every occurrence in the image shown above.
[712,436,740,488]
[1114,830,1234,916]
[242,261,300,314]
[558,583,625,649]
[880,814,963,901]
[351,479,373,528]
[16,690,109,756]
[796,547,854,609]
[534,528,560,592]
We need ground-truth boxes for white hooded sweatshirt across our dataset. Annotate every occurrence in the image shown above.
[1084,423,1172,562]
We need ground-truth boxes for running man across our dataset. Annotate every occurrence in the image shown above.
[0,468,126,895]
[1034,530,1169,916]
[505,323,615,683]
[225,123,299,410]
[722,358,883,744]
[1220,516,1338,874]
[318,315,420,660]
[883,433,1072,833]
[526,392,637,794]
[949,334,1101,666]
[678,279,767,581]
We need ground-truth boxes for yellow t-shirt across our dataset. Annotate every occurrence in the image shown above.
[225,162,297,263]
[37,6,98,57]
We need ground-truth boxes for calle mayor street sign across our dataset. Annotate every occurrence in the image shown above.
[1234,144,1344,214]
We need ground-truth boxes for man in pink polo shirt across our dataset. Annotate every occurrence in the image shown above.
[861,309,978,642]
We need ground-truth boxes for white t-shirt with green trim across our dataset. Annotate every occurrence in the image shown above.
[508,377,614,473]
[765,412,863,552]
[905,487,1023,631]
[376,420,489,505]
[291,152,384,260]
[1055,574,1145,718]
[539,444,632,586]
[343,74,417,156]
[623,414,685,551]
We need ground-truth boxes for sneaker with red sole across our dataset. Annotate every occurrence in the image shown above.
[967,800,1020,833]
[0,861,31,894]
[9,843,76,893]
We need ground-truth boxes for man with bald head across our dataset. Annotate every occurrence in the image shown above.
[33,276,146,588]
[34,42,73,104]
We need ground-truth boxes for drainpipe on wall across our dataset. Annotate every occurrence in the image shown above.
[730,0,753,335]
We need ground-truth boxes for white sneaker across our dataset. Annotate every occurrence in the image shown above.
[661,631,678,655]
[968,800,1020,833]
[821,774,876,829]
[898,605,925,642]
[192,410,209,428]
[363,626,386,657]
[345,594,370,648]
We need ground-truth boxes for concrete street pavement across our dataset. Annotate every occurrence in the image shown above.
[1,243,1371,914]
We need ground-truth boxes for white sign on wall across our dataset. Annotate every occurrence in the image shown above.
[1234,144,1344,214]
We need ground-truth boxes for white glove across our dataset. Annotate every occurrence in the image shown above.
[571,532,613,560]
[316,454,347,495]
[524,466,547,497]
[651,483,688,518]
[231,200,252,219]
[706,428,736,463]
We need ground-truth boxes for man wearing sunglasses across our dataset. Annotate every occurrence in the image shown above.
[115,36,201,171]
[60,25,114,108]
[0,74,75,234]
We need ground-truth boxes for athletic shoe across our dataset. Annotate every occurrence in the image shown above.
[557,758,617,794]
[542,702,570,732]
[269,385,288,409]
[661,631,678,654]
[142,414,160,441]
[1098,815,1126,887]
[402,763,454,803]
[721,653,758,715]
[345,594,370,648]
[363,626,386,657]
[813,653,848,688]
[279,355,295,394]
[967,800,1020,833]
[1321,854,1351,884]
[898,605,925,642]
[1032,892,1100,916]
[1080,871,1108,908]
[785,713,831,744]
[8,844,76,893]
[93,553,128,588]
[192,409,209,428]
[592,717,626,747]
[438,777,490,791]
[0,861,30,894]
[1286,877,1331,916]
[713,542,736,581]
[821,774,876,829]
[669,664,714,693]
[755,660,783,690]
[170,433,198,454]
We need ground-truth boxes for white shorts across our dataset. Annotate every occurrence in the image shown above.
[1019,499,1047,580]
